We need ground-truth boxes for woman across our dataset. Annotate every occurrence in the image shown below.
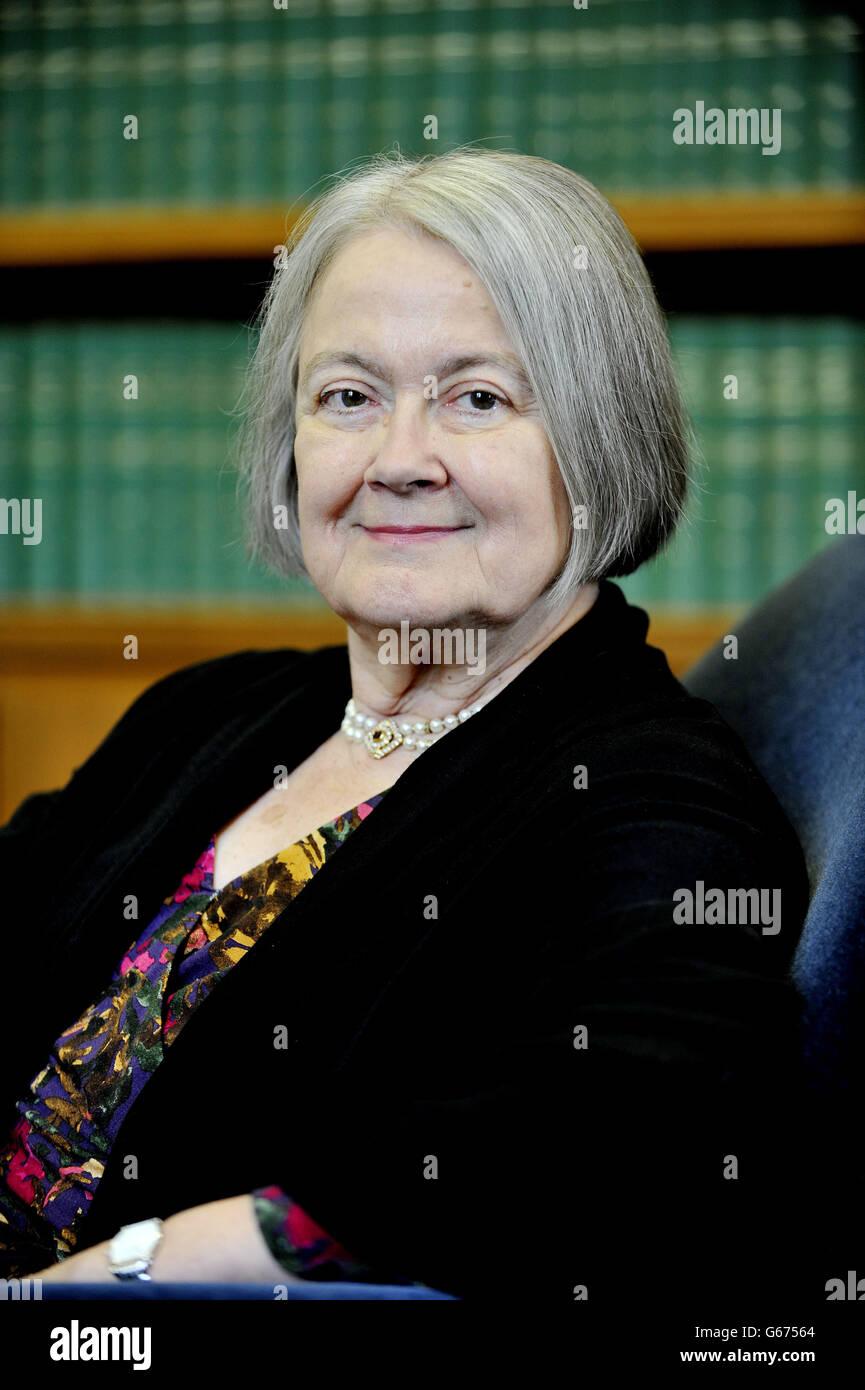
[0,147,811,1302]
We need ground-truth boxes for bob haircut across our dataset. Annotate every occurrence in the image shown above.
[234,145,692,611]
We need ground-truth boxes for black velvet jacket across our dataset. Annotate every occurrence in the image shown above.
[0,580,815,1301]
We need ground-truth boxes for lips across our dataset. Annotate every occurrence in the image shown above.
[363,526,460,533]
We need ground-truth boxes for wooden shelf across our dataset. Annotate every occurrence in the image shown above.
[0,604,348,673]
[0,603,737,675]
[615,190,865,251]
[0,603,738,822]
[1,192,863,265]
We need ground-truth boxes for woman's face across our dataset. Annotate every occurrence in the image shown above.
[293,225,573,633]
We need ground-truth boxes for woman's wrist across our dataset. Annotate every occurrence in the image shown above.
[36,1195,302,1283]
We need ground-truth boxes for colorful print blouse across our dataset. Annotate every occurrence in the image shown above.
[0,787,423,1286]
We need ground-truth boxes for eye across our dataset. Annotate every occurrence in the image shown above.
[317,386,506,416]
[456,389,505,413]
[319,388,369,413]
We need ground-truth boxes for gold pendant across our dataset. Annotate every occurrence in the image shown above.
[364,718,405,759]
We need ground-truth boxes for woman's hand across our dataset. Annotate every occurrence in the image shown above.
[31,1194,303,1284]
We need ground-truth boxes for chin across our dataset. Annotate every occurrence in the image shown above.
[332,574,432,622]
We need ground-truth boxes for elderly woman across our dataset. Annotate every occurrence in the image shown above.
[0,147,810,1303]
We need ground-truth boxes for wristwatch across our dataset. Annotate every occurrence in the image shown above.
[107,1217,165,1281]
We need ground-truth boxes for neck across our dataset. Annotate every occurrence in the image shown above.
[344,582,600,728]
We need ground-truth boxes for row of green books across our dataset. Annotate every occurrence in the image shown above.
[622,317,865,607]
[0,0,862,209]
[0,321,315,605]
[1,317,863,609]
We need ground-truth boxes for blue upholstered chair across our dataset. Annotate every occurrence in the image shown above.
[41,537,865,1301]
[38,1280,457,1301]
[682,533,865,1097]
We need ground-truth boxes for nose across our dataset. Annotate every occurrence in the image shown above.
[363,394,449,492]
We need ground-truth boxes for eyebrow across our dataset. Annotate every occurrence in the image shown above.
[298,350,534,397]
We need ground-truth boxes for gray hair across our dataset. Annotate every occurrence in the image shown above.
[233,145,691,610]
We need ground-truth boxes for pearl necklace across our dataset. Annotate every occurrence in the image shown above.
[341,695,485,758]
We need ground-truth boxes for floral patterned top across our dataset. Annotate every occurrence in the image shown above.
[0,786,424,1287]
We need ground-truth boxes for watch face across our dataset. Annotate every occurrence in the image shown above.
[112,1228,145,1262]
[110,1219,161,1272]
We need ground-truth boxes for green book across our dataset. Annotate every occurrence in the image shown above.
[482,3,537,172]
[712,318,766,605]
[422,0,475,156]
[136,0,186,204]
[326,0,392,176]
[811,13,864,189]
[650,10,688,194]
[0,327,30,598]
[85,19,132,202]
[36,2,87,206]
[812,319,865,548]
[85,12,137,205]
[668,317,714,605]
[226,0,278,203]
[277,0,327,206]
[26,324,77,600]
[763,0,808,191]
[763,319,812,588]
[215,332,254,599]
[0,3,39,207]
[814,423,856,553]
[192,322,248,600]
[187,324,218,599]
[531,1,579,177]
[147,323,195,597]
[70,323,112,598]
[105,321,153,598]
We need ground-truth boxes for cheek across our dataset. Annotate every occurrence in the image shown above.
[296,468,355,534]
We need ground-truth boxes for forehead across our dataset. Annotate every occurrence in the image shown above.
[297,226,515,379]
[322,223,471,276]
[303,226,491,326]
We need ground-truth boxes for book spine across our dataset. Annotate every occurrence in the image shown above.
[812,13,863,189]
[215,329,251,598]
[764,318,813,589]
[85,7,135,206]
[0,5,39,208]
[36,3,86,206]
[813,319,865,554]
[276,0,326,204]
[110,322,153,598]
[652,15,687,194]
[711,316,762,606]
[666,316,713,607]
[71,323,111,599]
[0,327,29,599]
[148,323,192,599]
[483,3,538,177]
[27,325,76,601]
[138,0,186,204]
[227,2,276,204]
[322,0,377,179]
